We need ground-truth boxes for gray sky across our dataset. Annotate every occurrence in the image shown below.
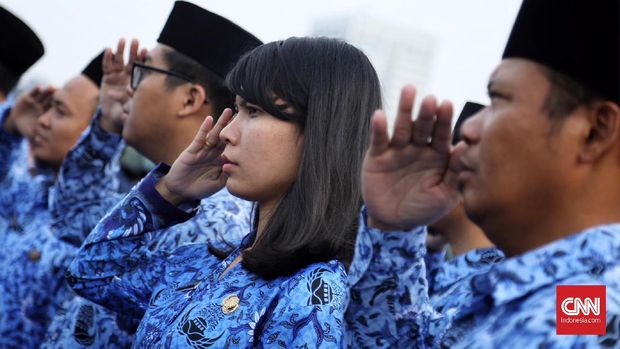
[3,0,521,122]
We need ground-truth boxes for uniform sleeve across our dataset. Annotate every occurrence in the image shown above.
[257,263,349,348]
[67,164,251,319]
[50,109,126,246]
[66,165,197,318]
[0,104,26,181]
[345,208,437,349]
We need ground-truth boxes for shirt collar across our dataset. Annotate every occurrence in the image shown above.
[471,224,620,306]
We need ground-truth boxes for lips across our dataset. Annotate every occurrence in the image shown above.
[221,154,238,166]
[31,130,47,147]
[221,153,238,174]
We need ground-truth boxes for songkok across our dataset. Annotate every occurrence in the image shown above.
[452,102,484,145]
[158,1,262,78]
[81,51,104,88]
[503,0,619,103]
[0,6,44,79]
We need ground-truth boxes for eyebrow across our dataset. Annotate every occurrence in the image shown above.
[144,55,152,63]
[54,97,71,114]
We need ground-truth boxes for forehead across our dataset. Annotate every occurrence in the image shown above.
[146,44,170,66]
[56,75,97,109]
[489,58,551,93]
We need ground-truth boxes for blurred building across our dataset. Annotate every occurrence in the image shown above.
[313,14,436,120]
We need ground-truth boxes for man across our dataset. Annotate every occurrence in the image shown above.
[0,6,44,103]
[424,102,503,286]
[0,5,45,190]
[0,52,104,348]
[43,2,262,347]
[347,0,619,347]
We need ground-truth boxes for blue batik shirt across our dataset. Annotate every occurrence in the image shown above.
[451,224,620,348]
[346,214,620,348]
[42,111,253,349]
[0,103,58,348]
[67,166,348,348]
[0,110,125,348]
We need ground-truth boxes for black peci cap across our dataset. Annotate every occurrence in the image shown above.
[503,0,619,104]
[81,51,104,88]
[0,6,44,79]
[157,1,263,79]
[452,102,484,145]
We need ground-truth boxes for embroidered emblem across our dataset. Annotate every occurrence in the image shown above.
[222,294,240,314]
[307,268,334,305]
[177,306,224,348]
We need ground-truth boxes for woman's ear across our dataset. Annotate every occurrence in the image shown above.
[578,101,620,163]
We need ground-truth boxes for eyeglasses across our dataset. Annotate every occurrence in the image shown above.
[130,62,195,90]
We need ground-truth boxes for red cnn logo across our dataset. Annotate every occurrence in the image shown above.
[556,285,606,335]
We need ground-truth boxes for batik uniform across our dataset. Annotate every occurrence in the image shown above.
[41,111,253,348]
[345,210,619,348]
[67,166,349,348]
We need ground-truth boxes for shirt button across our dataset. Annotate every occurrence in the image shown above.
[27,249,41,261]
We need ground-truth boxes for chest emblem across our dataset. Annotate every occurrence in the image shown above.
[177,306,224,348]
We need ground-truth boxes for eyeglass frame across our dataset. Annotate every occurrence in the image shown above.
[130,62,195,90]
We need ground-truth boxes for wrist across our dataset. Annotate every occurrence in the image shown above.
[2,113,18,135]
[155,176,188,206]
[99,114,122,134]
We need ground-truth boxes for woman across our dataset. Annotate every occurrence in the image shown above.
[67,37,382,347]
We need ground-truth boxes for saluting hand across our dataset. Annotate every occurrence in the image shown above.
[155,109,234,205]
[99,38,146,134]
[362,85,459,231]
[4,85,56,138]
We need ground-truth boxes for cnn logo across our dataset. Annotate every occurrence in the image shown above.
[560,297,600,316]
[556,285,606,335]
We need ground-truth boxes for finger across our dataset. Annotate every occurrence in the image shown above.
[139,48,148,62]
[40,90,54,110]
[368,110,390,156]
[34,87,50,105]
[103,48,114,73]
[390,85,416,148]
[430,100,454,155]
[207,108,234,146]
[114,38,126,65]
[127,39,139,65]
[411,95,438,147]
[29,85,42,100]
[187,116,214,153]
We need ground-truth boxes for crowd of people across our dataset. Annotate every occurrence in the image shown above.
[0,0,618,348]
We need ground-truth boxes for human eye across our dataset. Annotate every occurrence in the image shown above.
[487,89,507,104]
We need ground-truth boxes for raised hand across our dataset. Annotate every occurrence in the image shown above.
[99,38,147,133]
[362,85,459,231]
[5,85,56,138]
[155,109,235,205]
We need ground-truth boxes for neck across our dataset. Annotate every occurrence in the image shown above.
[254,198,281,246]
[146,120,199,165]
[443,222,492,257]
[484,174,620,257]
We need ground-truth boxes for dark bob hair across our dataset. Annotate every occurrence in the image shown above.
[222,37,382,279]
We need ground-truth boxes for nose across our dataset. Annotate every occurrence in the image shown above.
[37,109,52,129]
[126,83,134,97]
[460,107,485,145]
[219,114,238,145]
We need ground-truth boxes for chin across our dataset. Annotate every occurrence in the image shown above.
[225,181,255,202]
